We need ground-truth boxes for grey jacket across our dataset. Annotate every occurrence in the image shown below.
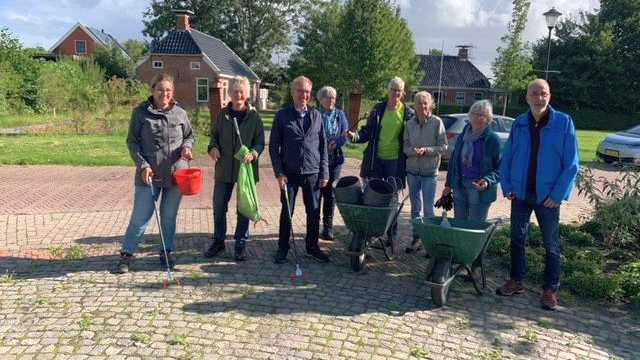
[126,98,195,188]
[403,114,448,177]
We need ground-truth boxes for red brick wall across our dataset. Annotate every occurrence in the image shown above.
[55,27,96,57]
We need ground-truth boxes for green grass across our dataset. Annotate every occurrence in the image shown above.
[576,129,612,163]
[0,113,71,128]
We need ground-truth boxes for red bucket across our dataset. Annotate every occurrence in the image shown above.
[173,167,202,196]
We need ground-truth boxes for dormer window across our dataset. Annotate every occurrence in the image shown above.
[153,61,163,68]
[190,61,201,70]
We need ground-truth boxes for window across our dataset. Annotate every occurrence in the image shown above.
[152,61,163,68]
[455,92,465,106]
[75,40,86,54]
[190,61,201,70]
[490,120,502,132]
[474,92,483,101]
[432,91,443,103]
[196,78,209,102]
[222,80,228,103]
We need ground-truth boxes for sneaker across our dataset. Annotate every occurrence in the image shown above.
[273,248,289,264]
[405,237,423,253]
[321,227,334,240]
[541,289,558,310]
[159,251,175,269]
[204,243,225,258]
[306,247,331,263]
[113,253,132,274]
[496,279,525,296]
[234,247,246,262]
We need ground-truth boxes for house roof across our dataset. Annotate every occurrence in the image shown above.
[418,54,490,89]
[48,22,130,59]
[148,29,260,82]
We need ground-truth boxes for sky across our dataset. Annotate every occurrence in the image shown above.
[0,0,601,78]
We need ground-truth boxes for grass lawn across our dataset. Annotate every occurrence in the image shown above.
[576,129,611,163]
[0,113,73,128]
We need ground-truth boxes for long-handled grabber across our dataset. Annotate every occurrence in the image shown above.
[149,177,182,289]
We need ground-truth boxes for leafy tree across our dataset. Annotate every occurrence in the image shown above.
[142,0,312,70]
[93,42,134,79]
[122,39,148,63]
[0,27,42,112]
[428,48,444,56]
[491,0,535,111]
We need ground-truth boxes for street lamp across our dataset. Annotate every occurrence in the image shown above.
[543,7,562,80]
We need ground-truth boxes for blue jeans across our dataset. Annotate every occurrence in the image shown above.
[510,192,561,291]
[407,173,437,238]
[122,185,182,255]
[212,180,250,250]
[319,165,342,229]
[453,179,491,222]
[279,172,321,251]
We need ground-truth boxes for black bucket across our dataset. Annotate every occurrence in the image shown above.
[362,178,395,207]
[334,176,362,204]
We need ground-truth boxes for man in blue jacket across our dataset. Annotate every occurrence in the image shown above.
[269,76,330,264]
[497,79,579,310]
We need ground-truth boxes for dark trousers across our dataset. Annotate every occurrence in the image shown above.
[278,172,321,251]
[510,192,561,291]
[212,180,250,250]
[319,164,343,229]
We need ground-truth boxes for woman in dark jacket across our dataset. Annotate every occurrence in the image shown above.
[205,76,265,262]
[115,74,195,274]
[317,86,348,240]
[443,100,501,222]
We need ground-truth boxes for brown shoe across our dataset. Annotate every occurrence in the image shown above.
[540,289,558,310]
[496,279,525,296]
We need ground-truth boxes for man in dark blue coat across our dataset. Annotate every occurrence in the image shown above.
[269,76,330,264]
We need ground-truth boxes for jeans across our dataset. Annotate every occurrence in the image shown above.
[212,180,250,250]
[453,179,492,222]
[510,192,561,291]
[279,172,321,251]
[407,173,437,238]
[122,185,182,255]
[319,164,343,229]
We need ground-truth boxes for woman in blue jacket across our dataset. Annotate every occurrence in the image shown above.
[317,86,348,240]
[442,100,501,222]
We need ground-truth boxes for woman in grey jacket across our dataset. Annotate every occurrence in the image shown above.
[403,91,447,253]
[114,74,195,274]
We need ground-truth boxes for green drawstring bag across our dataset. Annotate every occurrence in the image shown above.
[234,145,262,222]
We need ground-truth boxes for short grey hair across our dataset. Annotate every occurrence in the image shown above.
[228,76,250,97]
[291,75,312,90]
[317,86,337,102]
[527,78,550,95]
[468,100,493,122]
[388,76,405,91]
[413,91,433,106]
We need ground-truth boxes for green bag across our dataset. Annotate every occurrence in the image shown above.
[234,145,262,222]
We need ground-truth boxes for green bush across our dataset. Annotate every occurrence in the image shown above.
[524,247,546,283]
[527,224,543,248]
[591,195,640,250]
[488,226,510,256]
[610,248,635,262]
[39,58,106,114]
[564,273,622,301]
[618,262,640,300]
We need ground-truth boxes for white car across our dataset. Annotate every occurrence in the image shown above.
[596,125,640,164]
[441,113,515,161]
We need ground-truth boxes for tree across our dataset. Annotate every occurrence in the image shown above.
[428,48,444,56]
[142,0,312,70]
[0,28,42,112]
[93,43,134,79]
[122,39,148,63]
[491,0,535,112]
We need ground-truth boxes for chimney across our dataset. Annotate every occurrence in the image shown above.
[456,45,471,61]
[175,9,194,31]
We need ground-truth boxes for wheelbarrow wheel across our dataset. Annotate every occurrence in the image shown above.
[430,259,451,308]
[349,232,366,272]
[470,256,486,294]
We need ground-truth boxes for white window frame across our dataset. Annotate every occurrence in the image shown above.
[432,91,444,103]
[190,61,201,70]
[455,92,465,106]
[152,60,163,69]
[75,40,87,54]
[474,92,483,101]
[196,77,209,102]
[222,80,228,103]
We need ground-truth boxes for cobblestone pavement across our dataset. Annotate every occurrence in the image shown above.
[1,161,638,360]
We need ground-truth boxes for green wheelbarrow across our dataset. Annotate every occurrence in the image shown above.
[336,194,408,272]
[411,216,501,307]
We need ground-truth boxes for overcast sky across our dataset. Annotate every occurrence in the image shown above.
[1,0,600,78]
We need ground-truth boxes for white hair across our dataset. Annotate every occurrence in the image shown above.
[317,86,337,102]
[388,76,405,92]
[468,100,493,123]
[527,78,550,95]
[227,76,250,97]
[413,91,433,105]
[291,75,312,90]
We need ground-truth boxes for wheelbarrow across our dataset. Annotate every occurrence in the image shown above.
[336,194,408,272]
[411,216,501,307]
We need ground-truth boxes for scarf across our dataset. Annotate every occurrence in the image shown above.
[461,125,485,167]
[320,107,338,139]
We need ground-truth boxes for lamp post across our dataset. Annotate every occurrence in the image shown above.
[543,7,562,80]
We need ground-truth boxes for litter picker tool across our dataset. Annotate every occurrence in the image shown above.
[148,176,181,289]
[282,188,305,280]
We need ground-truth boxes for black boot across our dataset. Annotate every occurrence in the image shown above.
[204,240,225,258]
[321,227,334,240]
[113,253,132,274]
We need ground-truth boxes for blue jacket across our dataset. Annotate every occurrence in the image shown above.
[500,106,579,204]
[269,105,329,180]
[321,108,349,168]
[352,100,415,182]
[445,124,501,204]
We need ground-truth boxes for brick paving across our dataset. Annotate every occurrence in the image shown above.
[0,159,638,360]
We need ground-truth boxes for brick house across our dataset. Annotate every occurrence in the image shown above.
[415,46,491,106]
[135,10,261,110]
[48,22,130,59]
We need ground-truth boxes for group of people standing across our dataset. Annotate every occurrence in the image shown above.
[114,73,579,311]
